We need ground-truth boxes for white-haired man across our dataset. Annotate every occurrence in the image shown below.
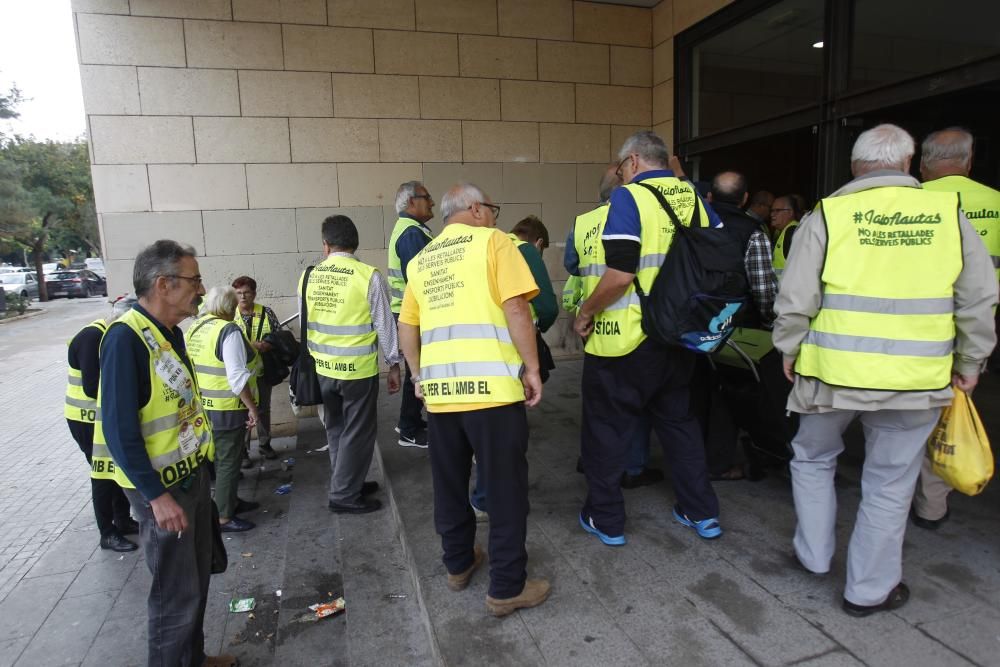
[398,182,550,617]
[913,127,1000,529]
[387,180,435,448]
[773,124,996,617]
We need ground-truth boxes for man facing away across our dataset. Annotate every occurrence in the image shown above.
[302,215,402,515]
[573,130,722,545]
[387,181,435,449]
[398,182,550,617]
[97,240,236,666]
[914,126,1000,529]
[773,124,996,617]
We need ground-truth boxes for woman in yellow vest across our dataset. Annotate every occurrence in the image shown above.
[231,275,280,465]
[186,286,261,532]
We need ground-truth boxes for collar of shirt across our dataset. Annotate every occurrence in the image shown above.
[329,251,356,258]
[133,303,186,352]
[399,212,432,232]
[631,169,676,183]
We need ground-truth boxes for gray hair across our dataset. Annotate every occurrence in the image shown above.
[921,127,974,168]
[394,181,425,214]
[440,182,487,221]
[598,166,622,202]
[132,240,197,297]
[202,286,238,319]
[617,130,669,168]
[850,124,915,171]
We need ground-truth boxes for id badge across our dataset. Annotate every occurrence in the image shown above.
[177,421,199,456]
[154,353,195,403]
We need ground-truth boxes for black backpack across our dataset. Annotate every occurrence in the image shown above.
[632,182,749,354]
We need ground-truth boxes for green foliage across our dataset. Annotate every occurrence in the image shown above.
[3,291,29,315]
[0,84,22,120]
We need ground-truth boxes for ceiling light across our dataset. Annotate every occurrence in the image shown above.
[812,41,824,48]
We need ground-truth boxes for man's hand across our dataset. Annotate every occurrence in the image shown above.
[412,377,424,402]
[669,154,686,179]
[251,341,272,352]
[522,369,543,407]
[246,405,259,429]
[574,310,594,338]
[782,356,796,383]
[387,364,401,394]
[953,372,979,393]
[150,492,188,533]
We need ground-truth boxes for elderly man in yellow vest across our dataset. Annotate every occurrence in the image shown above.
[302,215,401,514]
[398,182,550,618]
[97,240,236,667]
[913,126,1000,529]
[773,124,996,617]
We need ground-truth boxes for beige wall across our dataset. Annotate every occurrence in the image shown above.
[73,0,733,355]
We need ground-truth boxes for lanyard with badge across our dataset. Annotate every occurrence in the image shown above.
[142,327,202,457]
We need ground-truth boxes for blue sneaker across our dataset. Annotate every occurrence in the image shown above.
[672,505,722,539]
[579,513,626,546]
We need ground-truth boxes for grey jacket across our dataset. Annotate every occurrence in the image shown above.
[772,170,997,413]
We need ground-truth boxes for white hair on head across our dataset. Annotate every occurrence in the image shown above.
[202,285,238,319]
[394,181,424,214]
[921,127,974,167]
[440,182,487,221]
[617,130,669,168]
[851,124,915,170]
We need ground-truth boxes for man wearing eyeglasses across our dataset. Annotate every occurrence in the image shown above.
[388,181,436,449]
[770,194,804,281]
[97,240,237,667]
[398,183,550,617]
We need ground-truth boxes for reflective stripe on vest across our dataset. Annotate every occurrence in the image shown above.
[65,319,107,423]
[304,254,379,379]
[772,221,798,281]
[236,302,272,343]
[562,275,583,313]
[387,217,433,313]
[588,178,708,357]
[573,204,613,355]
[407,226,525,407]
[186,315,260,412]
[795,186,961,391]
[923,174,1000,280]
[94,309,215,487]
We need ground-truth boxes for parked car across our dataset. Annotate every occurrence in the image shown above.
[1,272,40,300]
[42,262,60,275]
[46,269,108,299]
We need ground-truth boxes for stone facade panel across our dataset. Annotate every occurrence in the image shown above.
[282,25,374,72]
[332,74,419,118]
[462,121,538,162]
[138,68,240,116]
[501,80,575,122]
[373,30,459,76]
[91,165,151,214]
[233,0,327,24]
[458,35,537,80]
[419,76,500,120]
[79,65,140,115]
[184,20,283,70]
[539,123,610,163]
[90,116,195,164]
[246,164,340,209]
[194,117,291,163]
[574,2,651,47]
[202,209,298,256]
[498,0,572,40]
[337,163,423,206]
[239,71,334,117]
[611,46,652,88]
[576,84,651,126]
[102,211,204,260]
[289,118,379,162]
[327,0,415,30]
[77,14,185,66]
[129,0,231,19]
[415,0,497,35]
[378,120,462,162]
[148,164,248,211]
[537,41,609,84]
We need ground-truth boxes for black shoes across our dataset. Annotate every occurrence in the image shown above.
[842,582,910,617]
[910,508,949,530]
[361,481,379,496]
[621,468,665,489]
[235,498,260,514]
[100,533,138,552]
[259,444,279,460]
[329,497,382,514]
[117,518,140,535]
[219,517,256,532]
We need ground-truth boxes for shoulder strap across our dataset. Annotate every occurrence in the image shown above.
[255,307,266,341]
[187,315,220,341]
[299,266,315,358]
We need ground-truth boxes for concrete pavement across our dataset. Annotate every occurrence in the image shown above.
[0,298,997,666]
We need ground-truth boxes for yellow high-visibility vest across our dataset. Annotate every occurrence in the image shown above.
[772,221,798,281]
[588,177,710,357]
[387,217,433,314]
[923,174,1000,280]
[407,225,525,408]
[92,308,215,487]
[573,203,612,355]
[562,275,583,313]
[185,314,260,412]
[65,319,107,423]
[303,254,379,380]
[506,232,539,324]
[795,186,961,390]
[236,302,272,342]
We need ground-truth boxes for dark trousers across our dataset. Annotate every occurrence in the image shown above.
[319,374,379,504]
[125,468,213,667]
[428,403,529,599]
[67,419,132,538]
[581,339,719,536]
[394,313,425,435]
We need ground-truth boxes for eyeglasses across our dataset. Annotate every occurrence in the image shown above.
[167,274,203,286]
[472,202,501,219]
[411,194,433,201]
[615,154,634,179]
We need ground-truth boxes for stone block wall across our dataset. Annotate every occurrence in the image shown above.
[73,0,732,356]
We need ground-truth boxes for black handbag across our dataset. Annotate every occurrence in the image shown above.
[289,266,323,406]
[536,328,556,384]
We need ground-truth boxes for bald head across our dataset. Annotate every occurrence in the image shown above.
[920,127,974,182]
[710,171,748,207]
[598,163,622,202]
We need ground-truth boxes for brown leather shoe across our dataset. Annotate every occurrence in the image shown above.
[485,578,551,617]
[201,655,238,667]
[447,545,484,591]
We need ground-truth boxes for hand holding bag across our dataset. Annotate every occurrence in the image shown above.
[927,388,994,495]
[289,266,324,407]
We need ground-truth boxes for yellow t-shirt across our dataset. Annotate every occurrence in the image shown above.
[399,227,539,412]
